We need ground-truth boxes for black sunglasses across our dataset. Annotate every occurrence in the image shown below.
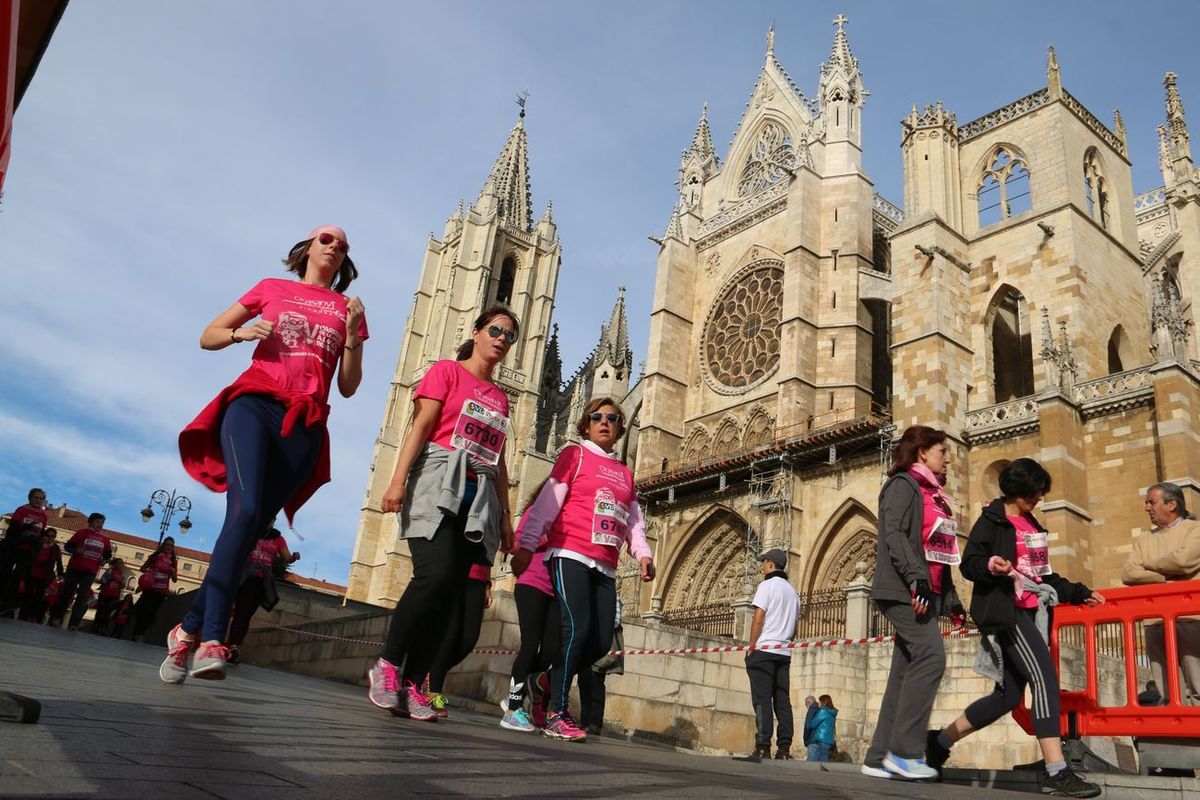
[589,412,621,424]
[485,324,518,345]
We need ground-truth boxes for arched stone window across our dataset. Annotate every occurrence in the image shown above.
[988,286,1035,402]
[1083,148,1110,230]
[743,407,774,449]
[736,121,797,198]
[977,146,1031,228]
[712,417,741,457]
[496,256,516,306]
[680,426,711,466]
[662,507,757,614]
[1107,325,1132,374]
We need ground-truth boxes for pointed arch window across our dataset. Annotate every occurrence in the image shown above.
[496,256,516,306]
[1083,149,1110,230]
[989,287,1035,402]
[977,146,1031,228]
[736,121,798,198]
[1107,325,1131,374]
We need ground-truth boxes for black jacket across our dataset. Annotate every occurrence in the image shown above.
[960,499,1093,634]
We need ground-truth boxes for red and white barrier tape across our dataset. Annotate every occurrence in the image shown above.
[262,622,979,657]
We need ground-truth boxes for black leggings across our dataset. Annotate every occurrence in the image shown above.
[226,576,266,647]
[549,557,616,715]
[382,505,484,685]
[426,576,489,692]
[132,591,167,638]
[508,584,561,695]
[965,607,1061,739]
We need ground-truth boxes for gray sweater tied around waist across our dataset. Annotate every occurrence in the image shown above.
[399,442,501,564]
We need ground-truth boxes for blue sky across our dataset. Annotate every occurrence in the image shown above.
[1,1,1195,584]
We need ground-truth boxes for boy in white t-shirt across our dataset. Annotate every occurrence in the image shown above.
[745,548,801,761]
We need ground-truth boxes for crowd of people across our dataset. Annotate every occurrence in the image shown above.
[7,225,1191,797]
[0,493,182,637]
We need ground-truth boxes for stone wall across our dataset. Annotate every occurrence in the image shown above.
[244,589,1058,769]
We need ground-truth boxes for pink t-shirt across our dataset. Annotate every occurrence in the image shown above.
[1009,515,1045,609]
[238,278,370,405]
[66,528,111,574]
[145,551,176,593]
[248,535,289,568]
[514,508,554,597]
[519,442,652,572]
[8,504,48,550]
[99,568,125,598]
[29,544,60,580]
[413,360,510,466]
[468,563,491,582]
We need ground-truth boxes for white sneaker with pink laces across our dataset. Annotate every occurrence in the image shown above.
[159,624,195,684]
[189,642,229,680]
[367,658,401,711]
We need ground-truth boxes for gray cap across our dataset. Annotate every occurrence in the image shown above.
[759,548,788,569]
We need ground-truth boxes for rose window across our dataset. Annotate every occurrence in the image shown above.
[702,264,784,392]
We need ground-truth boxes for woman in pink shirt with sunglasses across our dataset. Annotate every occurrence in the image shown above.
[168,226,367,684]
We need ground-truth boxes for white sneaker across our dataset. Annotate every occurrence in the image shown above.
[860,764,893,779]
[158,624,194,684]
[882,752,939,780]
[367,658,401,711]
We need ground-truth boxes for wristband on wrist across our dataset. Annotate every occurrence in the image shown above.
[230,328,239,343]
[344,340,362,351]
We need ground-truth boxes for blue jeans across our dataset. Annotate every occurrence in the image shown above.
[182,395,322,642]
[807,741,832,761]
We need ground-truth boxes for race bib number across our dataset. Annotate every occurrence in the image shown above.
[1022,531,1052,576]
[591,488,628,548]
[153,571,170,591]
[924,516,961,565]
[81,536,105,560]
[450,399,509,466]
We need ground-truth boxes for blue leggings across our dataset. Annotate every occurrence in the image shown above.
[183,395,322,642]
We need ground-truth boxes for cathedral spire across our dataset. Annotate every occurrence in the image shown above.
[599,286,631,371]
[477,111,534,232]
[685,103,715,165]
[1047,45,1062,99]
[827,14,856,73]
[1165,73,1191,153]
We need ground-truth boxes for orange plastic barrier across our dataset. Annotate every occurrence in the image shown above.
[1011,581,1200,738]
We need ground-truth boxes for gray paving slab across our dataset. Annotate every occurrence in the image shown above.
[0,617,1050,798]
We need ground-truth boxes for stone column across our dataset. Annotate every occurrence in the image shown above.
[843,562,872,639]
[732,598,756,642]
[642,595,665,624]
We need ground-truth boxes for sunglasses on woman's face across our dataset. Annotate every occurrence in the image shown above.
[316,231,350,254]
[589,412,620,424]
[486,324,518,345]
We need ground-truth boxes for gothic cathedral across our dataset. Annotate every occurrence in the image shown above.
[349,18,1200,639]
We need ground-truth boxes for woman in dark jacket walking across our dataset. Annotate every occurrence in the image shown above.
[926,458,1103,798]
[863,425,964,781]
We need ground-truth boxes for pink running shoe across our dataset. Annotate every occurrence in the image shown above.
[399,680,438,722]
[367,658,401,711]
[542,710,587,742]
[190,642,229,680]
[159,624,195,684]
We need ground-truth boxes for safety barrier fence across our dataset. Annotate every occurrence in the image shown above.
[1013,581,1200,739]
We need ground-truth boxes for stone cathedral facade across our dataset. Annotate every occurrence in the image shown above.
[350,19,1200,636]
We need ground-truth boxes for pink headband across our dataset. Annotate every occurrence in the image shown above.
[307,225,350,252]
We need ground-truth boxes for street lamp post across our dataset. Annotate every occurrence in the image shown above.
[140,489,193,545]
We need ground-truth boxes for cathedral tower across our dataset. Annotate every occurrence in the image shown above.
[346,109,561,605]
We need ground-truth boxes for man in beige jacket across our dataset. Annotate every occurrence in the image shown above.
[1121,482,1200,704]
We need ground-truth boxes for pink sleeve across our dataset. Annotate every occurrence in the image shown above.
[624,498,653,561]
[236,279,268,316]
[413,360,453,403]
[518,479,570,552]
[356,312,370,341]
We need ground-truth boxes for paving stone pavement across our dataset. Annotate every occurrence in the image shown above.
[0,618,1040,799]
